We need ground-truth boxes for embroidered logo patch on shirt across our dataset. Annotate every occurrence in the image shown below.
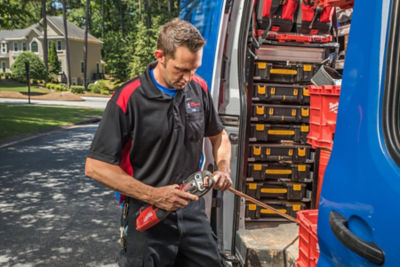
[186,99,201,113]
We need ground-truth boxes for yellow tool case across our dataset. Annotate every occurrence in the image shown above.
[245,200,306,219]
[251,103,310,123]
[254,61,319,83]
[247,162,312,182]
[249,123,309,143]
[248,144,313,163]
[246,181,307,201]
[253,83,310,104]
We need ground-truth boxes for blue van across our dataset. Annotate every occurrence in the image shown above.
[181,0,399,266]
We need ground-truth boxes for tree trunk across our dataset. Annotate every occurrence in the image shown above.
[138,0,142,21]
[101,0,104,39]
[167,0,172,14]
[117,0,125,38]
[62,0,71,88]
[41,0,48,82]
[145,0,151,28]
[83,0,90,90]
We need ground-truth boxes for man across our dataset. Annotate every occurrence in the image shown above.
[85,18,232,267]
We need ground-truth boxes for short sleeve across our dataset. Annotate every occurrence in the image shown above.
[87,100,131,165]
[204,89,224,137]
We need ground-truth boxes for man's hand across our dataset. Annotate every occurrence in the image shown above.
[212,170,232,191]
[150,184,199,211]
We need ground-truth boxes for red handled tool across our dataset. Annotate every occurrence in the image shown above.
[136,170,214,231]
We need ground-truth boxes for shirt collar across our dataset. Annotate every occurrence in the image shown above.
[140,62,172,100]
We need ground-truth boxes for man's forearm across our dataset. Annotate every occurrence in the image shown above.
[85,157,199,210]
[210,130,232,173]
[85,157,155,204]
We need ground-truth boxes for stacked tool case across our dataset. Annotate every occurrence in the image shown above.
[243,1,339,223]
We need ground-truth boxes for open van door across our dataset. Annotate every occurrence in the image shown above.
[318,0,400,265]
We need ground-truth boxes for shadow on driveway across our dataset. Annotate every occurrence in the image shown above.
[0,124,120,266]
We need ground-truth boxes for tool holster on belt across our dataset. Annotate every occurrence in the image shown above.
[119,201,129,250]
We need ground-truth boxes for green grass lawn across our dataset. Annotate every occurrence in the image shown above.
[0,104,103,139]
[0,79,50,93]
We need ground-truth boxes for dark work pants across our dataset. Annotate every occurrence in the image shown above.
[118,197,222,267]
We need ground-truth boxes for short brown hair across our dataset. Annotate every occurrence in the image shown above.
[157,18,206,58]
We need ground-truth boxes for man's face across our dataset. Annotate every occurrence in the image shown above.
[156,46,203,90]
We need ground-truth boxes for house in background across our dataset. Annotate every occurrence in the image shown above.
[0,16,104,85]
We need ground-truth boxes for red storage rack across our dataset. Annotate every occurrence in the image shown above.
[316,149,331,207]
[266,31,333,44]
[307,85,341,150]
[319,0,354,9]
[296,209,319,267]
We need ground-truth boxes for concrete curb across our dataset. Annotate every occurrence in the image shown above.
[0,116,102,149]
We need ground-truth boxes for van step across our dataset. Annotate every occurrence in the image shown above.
[235,223,299,267]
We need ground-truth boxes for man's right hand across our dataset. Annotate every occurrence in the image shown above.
[150,184,199,211]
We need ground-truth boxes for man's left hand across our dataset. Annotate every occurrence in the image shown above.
[212,170,232,191]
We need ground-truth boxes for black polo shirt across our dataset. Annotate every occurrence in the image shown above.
[88,62,224,189]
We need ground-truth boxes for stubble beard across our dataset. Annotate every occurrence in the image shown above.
[162,61,186,90]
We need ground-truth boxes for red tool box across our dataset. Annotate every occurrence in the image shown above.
[307,85,341,150]
[296,209,319,267]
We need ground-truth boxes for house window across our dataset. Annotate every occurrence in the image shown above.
[22,42,26,51]
[14,42,18,51]
[1,61,6,73]
[81,62,84,73]
[1,43,6,53]
[57,40,62,51]
[31,41,38,52]
[96,63,99,73]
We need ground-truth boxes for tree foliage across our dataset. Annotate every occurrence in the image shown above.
[11,52,47,81]
[102,31,131,81]
[48,41,61,75]
[129,20,158,77]
[3,0,180,82]
[0,0,60,29]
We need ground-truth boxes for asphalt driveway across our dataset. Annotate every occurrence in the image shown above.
[0,124,120,266]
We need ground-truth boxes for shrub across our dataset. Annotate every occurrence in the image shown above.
[46,83,56,90]
[101,89,110,95]
[71,85,85,94]
[59,83,67,90]
[95,80,108,91]
[11,52,46,82]
[89,83,101,94]
[48,73,59,83]
[87,83,96,92]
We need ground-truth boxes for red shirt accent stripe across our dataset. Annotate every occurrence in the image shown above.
[192,75,208,92]
[119,139,133,205]
[120,139,133,176]
[116,78,141,113]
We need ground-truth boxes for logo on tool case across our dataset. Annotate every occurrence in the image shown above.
[186,99,201,113]
[329,102,339,114]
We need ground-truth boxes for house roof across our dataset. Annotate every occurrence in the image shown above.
[0,16,102,44]
[0,25,40,41]
[46,16,102,43]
